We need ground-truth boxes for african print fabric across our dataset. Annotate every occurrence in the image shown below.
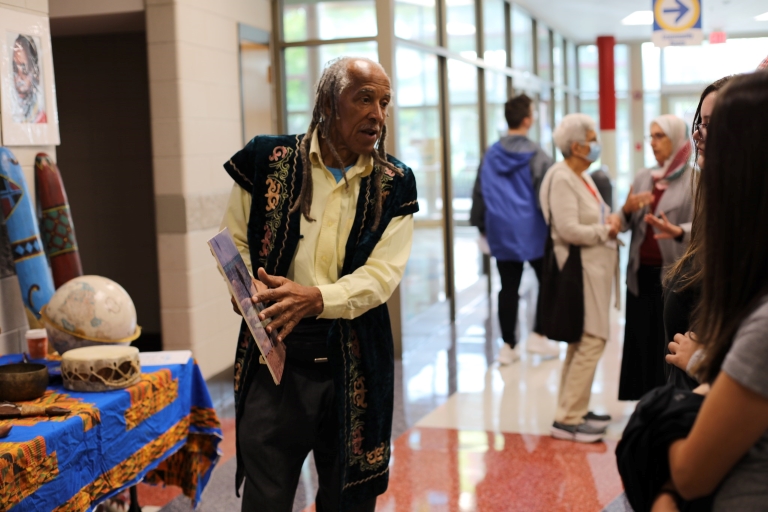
[0,354,222,511]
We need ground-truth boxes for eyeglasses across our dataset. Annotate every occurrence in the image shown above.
[694,122,709,134]
[646,133,668,142]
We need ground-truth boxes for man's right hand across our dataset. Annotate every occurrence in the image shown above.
[231,277,268,316]
[622,186,654,215]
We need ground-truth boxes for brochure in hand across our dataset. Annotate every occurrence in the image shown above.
[208,228,285,384]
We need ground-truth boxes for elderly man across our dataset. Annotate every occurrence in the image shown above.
[220,57,418,511]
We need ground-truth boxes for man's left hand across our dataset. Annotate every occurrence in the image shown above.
[251,267,324,342]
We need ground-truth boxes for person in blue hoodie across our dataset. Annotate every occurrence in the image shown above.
[470,94,561,364]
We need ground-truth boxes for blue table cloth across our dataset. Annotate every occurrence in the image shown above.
[0,354,222,511]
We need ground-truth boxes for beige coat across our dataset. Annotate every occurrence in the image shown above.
[540,161,618,341]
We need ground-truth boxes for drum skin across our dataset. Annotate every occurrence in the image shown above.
[0,148,54,322]
[61,345,141,392]
[35,153,83,289]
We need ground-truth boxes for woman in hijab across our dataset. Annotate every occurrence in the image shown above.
[618,114,694,401]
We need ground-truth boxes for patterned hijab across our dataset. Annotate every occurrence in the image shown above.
[650,114,691,190]
[758,55,768,70]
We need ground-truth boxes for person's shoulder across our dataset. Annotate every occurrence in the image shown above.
[385,154,419,214]
[244,134,304,153]
[736,295,768,339]
[385,154,415,180]
[548,162,571,182]
[633,167,654,181]
[723,294,768,395]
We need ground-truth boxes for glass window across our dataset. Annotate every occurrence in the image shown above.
[483,0,506,66]
[578,44,598,93]
[615,44,629,92]
[528,93,540,142]
[615,94,631,204]
[395,0,438,46]
[579,95,599,132]
[538,99,552,157]
[567,92,578,114]
[554,88,565,127]
[486,71,508,142]
[396,48,444,319]
[283,1,377,43]
[446,0,477,56]
[395,47,446,320]
[566,40,577,89]
[662,38,768,86]
[616,93,632,176]
[284,42,378,134]
[510,5,533,73]
[643,92,661,168]
[642,42,661,91]
[448,60,481,294]
[536,23,551,82]
[448,59,480,221]
[667,95,701,130]
[396,48,441,221]
[553,33,564,86]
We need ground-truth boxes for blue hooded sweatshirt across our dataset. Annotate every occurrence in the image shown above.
[479,138,550,262]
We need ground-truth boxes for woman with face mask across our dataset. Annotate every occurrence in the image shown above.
[540,113,620,443]
[617,114,695,402]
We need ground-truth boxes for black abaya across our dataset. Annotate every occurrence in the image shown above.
[619,265,668,400]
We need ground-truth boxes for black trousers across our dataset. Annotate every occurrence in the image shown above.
[496,258,544,348]
[239,360,377,512]
[618,265,668,401]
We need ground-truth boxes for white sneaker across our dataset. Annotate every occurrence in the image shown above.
[525,332,561,358]
[497,343,520,365]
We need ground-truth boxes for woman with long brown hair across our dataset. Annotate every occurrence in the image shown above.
[655,71,768,510]
[662,76,731,390]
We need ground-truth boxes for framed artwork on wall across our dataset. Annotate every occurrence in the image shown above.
[0,6,60,146]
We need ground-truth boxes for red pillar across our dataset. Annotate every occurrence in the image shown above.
[596,35,617,180]
[597,36,616,131]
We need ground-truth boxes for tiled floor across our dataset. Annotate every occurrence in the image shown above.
[141,257,633,511]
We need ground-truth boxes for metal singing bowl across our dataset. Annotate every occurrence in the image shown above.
[0,363,49,402]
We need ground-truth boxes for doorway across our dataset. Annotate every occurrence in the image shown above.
[239,25,276,141]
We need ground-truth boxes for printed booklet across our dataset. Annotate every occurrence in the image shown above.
[208,228,285,384]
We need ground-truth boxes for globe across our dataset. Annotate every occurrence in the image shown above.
[41,275,141,354]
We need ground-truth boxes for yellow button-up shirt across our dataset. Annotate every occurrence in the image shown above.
[220,131,414,320]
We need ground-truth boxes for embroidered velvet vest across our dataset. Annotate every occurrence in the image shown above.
[223,134,419,510]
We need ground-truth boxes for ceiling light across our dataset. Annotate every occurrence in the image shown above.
[756,11,768,21]
[622,10,654,25]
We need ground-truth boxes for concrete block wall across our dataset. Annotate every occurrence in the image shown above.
[0,0,56,203]
[146,0,271,378]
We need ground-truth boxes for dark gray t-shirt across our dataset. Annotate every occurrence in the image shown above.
[715,295,768,510]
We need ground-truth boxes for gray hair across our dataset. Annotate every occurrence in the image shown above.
[553,113,597,158]
[294,56,401,231]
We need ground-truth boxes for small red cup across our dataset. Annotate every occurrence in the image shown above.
[25,329,48,360]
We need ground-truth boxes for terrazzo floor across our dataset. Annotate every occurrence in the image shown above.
[136,260,634,512]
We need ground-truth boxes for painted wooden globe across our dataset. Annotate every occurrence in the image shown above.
[41,275,141,354]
